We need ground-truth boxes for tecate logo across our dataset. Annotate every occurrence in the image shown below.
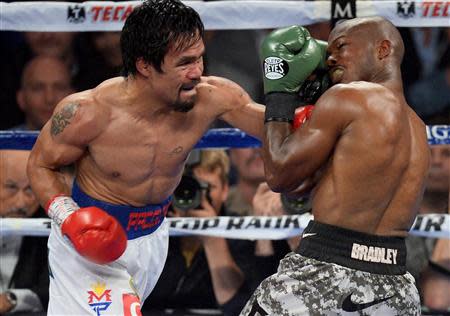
[264,57,289,80]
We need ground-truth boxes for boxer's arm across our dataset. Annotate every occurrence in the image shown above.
[220,101,265,140]
[286,178,315,198]
[262,85,356,192]
[27,97,105,208]
[29,97,126,264]
[198,76,265,139]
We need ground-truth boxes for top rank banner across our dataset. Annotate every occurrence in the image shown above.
[1,213,449,240]
[0,1,449,32]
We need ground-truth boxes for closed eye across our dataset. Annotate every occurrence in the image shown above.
[178,60,193,67]
[176,56,203,67]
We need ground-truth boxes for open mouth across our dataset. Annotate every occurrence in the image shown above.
[180,81,199,92]
[329,66,344,82]
[181,86,195,91]
[330,66,343,74]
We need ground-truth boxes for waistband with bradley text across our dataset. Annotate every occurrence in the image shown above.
[297,220,407,275]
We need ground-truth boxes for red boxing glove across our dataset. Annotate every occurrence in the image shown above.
[61,207,127,264]
[292,105,314,130]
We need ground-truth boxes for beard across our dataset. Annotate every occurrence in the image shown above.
[171,91,197,112]
[172,100,195,112]
[171,99,195,112]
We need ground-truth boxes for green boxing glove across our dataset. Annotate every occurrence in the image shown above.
[316,39,329,71]
[261,26,325,123]
[298,39,331,104]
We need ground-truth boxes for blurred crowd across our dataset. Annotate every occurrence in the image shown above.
[0,20,449,316]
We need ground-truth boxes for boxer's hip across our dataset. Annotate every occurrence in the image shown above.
[296,220,407,275]
[47,220,169,313]
[240,222,418,316]
[72,180,171,240]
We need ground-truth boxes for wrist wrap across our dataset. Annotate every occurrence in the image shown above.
[264,93,300,123]
[46,195,80,226]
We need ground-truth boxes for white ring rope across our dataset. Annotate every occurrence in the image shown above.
[1,1,449,32]
[1,213,449,240]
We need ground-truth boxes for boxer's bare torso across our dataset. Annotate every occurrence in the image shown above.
[29,74,263,207]
[311,83,429,236]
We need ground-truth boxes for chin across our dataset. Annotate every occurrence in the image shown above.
[173,100,196,112]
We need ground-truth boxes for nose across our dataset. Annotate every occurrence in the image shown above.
[44,86,59,108]
[19,187,37,206]
[14,192,31,214]
[187,61,203,80]
[327,54,337,67]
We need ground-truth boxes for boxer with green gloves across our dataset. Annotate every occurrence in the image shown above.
[242,17,427,316]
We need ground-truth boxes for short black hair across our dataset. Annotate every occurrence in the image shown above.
[121,0,204,76]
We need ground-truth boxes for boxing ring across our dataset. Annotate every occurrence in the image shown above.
[0,1,449,240]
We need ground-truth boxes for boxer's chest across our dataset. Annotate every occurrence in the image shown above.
[86,111,211,182]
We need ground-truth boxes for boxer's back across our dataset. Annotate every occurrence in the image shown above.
[313,82,430,236]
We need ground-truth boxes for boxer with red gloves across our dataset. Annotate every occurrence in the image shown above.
[27,1,266,314]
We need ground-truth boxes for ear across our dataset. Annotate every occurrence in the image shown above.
[135,58,153,78]
[377,40,392,60]
[16,89,26,111]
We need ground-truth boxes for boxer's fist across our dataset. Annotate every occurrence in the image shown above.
[293,105,314,130]
[316,40,329,71]
[261,26,323,123]
[61,207,127,264]
[261,26,324,95]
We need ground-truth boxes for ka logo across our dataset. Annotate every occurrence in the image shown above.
[67,5,86,23]
[397,1,415,18]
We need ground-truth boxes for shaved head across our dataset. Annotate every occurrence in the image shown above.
[331,17,404,63]
[327,16,405,84]
[17,55,73,130]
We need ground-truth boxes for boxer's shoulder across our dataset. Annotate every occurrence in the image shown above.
[199,75,235,87]
[313,84,362,116]
[90,78,126,112]
[321,82,368,99]
[196,75,252,114]
[318,82,394,111]
[311,82,394,130]
[50,90,110,143]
